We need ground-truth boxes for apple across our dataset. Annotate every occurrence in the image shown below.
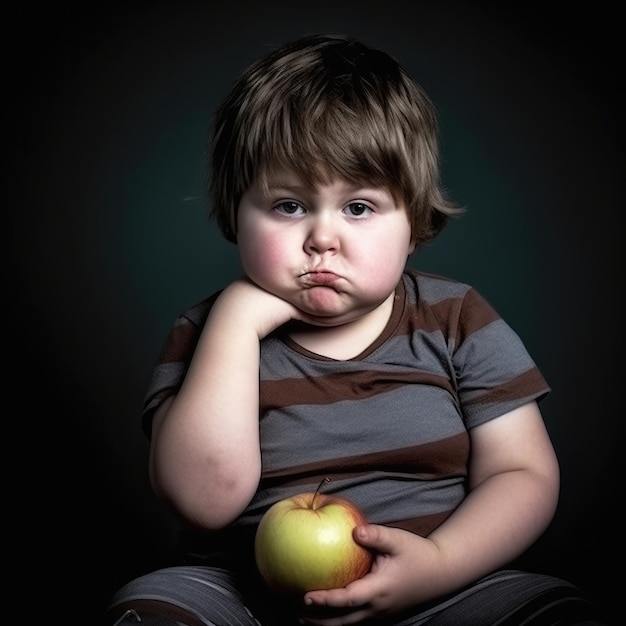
[254,478,373,594]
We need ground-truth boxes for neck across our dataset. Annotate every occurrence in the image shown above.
[288,293,395,360]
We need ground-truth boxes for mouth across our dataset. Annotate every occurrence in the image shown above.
[300,270,340,285]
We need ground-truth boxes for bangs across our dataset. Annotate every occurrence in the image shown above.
[249,78,417,202]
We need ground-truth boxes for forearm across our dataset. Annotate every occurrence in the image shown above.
[425,465,559,596]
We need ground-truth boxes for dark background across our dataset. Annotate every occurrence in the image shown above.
[11,1,622,622]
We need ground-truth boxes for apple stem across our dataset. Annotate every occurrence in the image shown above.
[313,477,331,509]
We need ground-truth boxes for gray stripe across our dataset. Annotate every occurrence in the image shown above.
[260,385,464,468]
[109,566,261,626]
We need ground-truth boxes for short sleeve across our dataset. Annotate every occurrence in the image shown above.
[452,288,550,429]
[141,294,218,438]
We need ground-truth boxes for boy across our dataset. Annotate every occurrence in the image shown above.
[106,34,604,625]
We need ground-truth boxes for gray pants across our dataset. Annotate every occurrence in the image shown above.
[105,566,606,625]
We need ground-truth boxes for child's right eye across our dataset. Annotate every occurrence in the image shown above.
[274,201,305,216]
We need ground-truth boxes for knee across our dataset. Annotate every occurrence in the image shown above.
[105,601,204,626]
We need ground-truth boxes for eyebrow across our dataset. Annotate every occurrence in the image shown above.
[263,177,311,192]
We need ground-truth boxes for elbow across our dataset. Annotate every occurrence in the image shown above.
[149,458,260,530]
[545,457,561,523]
[526,453,561,536]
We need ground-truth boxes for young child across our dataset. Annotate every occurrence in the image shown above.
[106,34,605,625]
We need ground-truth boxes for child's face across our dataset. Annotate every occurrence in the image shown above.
[236,167,416,324]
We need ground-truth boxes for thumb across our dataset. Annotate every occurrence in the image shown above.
[353,523,396,554]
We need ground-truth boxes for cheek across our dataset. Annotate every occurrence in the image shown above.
[359,255,406,291]
[239,231,290,283]
[358,228,412,272]
[349,230,412,296]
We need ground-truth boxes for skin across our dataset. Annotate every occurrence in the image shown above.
[148,168,560,625]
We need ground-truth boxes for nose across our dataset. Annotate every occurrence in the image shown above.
[303,214,340,255]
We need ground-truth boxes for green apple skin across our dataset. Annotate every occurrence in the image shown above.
[254,491,373,595]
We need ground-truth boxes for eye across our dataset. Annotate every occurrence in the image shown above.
[274,201,305,216]
[345,202,373,218]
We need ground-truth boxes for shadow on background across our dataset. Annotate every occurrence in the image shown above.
[11,1,622,622]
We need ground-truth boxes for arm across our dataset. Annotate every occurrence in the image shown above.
[425,400,560,590]
[148,277,300,530]
[302,401,560,622]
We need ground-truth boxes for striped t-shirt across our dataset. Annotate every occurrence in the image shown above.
[143,268,549,542]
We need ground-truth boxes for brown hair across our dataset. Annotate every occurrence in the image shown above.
[209,33,461,246]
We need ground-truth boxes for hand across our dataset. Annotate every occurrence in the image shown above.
[217,276,303,340]
[299,524,443,625]
[219,276,337,340]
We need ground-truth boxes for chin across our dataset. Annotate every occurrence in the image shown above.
[300,308,368,329]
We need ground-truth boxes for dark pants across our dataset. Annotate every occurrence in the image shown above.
[104,566,607,626]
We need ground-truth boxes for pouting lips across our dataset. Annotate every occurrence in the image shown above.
[302,271,340,285]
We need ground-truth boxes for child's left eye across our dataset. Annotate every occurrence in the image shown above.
[346,202,372,217]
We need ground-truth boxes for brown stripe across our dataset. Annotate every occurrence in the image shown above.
[464,368,549,406]
[453,288,500,345]
[402,286,499,349]
[260,431,469,483]
[261,369,456,409]
[158,320,202,363]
